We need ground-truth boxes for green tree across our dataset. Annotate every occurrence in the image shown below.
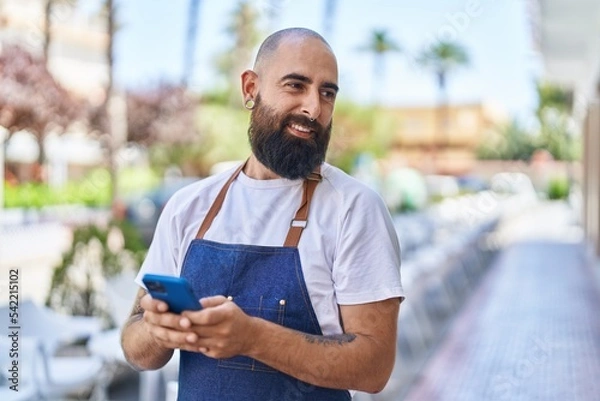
[358,29,401,105]
[0,45,85,169]
[536,82,578,161]
[536,81,572,118]
[477,120,536,161]
[417,41,469,152]
[216,1,261,107]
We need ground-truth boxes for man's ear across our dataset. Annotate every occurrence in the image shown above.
[241,69,258,100]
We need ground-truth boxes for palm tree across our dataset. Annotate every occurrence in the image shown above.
[217,1,260,107]
[182,0,202,88]
[322,0,338,41]
[417,41,469,161]
[359,29,401,105]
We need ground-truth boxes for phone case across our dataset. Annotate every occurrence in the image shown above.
[142,274,201,313]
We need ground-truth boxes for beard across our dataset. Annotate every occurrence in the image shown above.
[248,95,332,180]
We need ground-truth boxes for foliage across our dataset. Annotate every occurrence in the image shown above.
[126,84,198,145]
[4,169,111,208]
[46,220,147,322]
[477,80,581,162]
[359,29,402,55]
[537,108,580,161]
[3,167,163,208]
[358,29,402,103]
[536,81,572,117]
[477,120,537,161]
[417,41,469,92]
[190,103,251,174]
[0,45,86,163]
[534,81,578,161]
[328,100,399,172]
[547,176,570,200]
[215,0,261,107]
[118,166,161,195]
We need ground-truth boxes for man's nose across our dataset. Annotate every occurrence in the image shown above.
[301,90,321,121]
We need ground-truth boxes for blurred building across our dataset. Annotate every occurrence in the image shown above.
[531,0,600,256]
[385,102,507,175]
[0,0,108,102]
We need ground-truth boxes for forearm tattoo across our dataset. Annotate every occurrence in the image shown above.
[303,333,357,346]
[129,291,146,322]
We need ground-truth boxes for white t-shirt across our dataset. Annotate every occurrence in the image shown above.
[136,162,404,335]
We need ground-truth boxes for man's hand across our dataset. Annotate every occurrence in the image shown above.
[140,293,202,353]
[180,295,258,359]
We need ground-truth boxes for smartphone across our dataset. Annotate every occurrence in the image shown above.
[142,274,201,313]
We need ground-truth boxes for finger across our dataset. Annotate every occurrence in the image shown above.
[140,294,169,313]
[200,295,229,309]
[150,324,189,347]
[144,310,191,330]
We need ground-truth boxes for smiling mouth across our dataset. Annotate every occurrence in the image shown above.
[287,123,313,139]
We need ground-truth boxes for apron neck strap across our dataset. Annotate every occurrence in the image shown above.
[195,161,322,248]
[283,171,321,247]
[195,162,245,240]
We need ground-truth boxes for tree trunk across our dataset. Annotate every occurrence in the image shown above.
[43,0,53,63]
[322,0,337,40]
[435,70,449,173]
[102,0,117,210]
[182,0,202,88]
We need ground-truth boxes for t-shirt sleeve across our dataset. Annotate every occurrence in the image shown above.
[134,195,181,288]
[332,188,404,305]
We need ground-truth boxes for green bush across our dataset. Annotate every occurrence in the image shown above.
[547,177,570,200]
[46,220,147,324]
[4,168,112,208]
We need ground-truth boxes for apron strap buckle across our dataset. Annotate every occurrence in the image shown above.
[290,219,307,228]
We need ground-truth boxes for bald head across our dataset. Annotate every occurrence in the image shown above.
[254,28,333,72]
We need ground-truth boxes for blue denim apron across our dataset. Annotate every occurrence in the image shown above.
[178,164,351,400]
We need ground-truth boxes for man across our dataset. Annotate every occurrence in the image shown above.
[121,27,404,400]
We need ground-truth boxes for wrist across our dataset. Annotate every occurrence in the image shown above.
[243,316,265,358]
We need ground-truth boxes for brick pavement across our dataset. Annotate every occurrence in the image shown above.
[402,239,600,401]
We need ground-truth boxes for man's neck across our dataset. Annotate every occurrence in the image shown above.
[243,155,281,180]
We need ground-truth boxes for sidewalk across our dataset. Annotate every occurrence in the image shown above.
[401,201,600,401]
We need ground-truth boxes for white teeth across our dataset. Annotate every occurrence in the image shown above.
[290,124,310,133]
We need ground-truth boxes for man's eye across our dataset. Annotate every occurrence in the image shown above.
[322,90,336,99]
[287,82,302,89]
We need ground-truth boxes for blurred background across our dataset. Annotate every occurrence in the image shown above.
[0,0,599,400]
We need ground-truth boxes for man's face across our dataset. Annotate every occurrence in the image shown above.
[246,36,339,179]
[248,94,332,179]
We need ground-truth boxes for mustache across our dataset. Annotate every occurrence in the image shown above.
[281,114,323,134]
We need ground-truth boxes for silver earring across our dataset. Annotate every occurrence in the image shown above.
[244,99,255,110]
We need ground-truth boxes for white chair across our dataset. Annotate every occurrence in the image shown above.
[87,269,140,366]
[0,337,37,401]
[87,269,141,399]
[0,336,104,400]
[0,299,102,356]
[92,269,181,401]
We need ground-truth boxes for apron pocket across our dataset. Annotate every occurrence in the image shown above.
[218,296,286,372]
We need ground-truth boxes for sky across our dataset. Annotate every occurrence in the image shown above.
[85,0,542,121]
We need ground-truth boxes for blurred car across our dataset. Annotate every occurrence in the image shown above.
[457,175,490,193]
[114,177,200,245]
